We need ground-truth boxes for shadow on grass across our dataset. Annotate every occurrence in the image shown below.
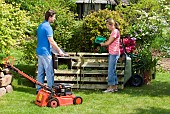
[73,80,170,97]
[13,79,170,98]
[13,86,36,95]
[12,64,37,93]
[13,80,170,97]
[73,89,103,94]
[11,64,170,97]
[135,107,170,114]
[120,80,170,97]
[10,63,37,95]
[12,64,37,79]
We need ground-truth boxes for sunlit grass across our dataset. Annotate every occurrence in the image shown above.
[0,72,170,114]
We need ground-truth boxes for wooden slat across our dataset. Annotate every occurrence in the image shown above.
[53,52,77,56]
[118,76,124,82]
[64,83,79,89]
[45,76,80,81]
[80,76,124,83]
[80,84,107,89]
[56,56,72,59]
[81,57,108,59]
[57,56,81,61]
[81,70,124,75]
[81,70,108,75]
[81,57,108,63]
[81,62,108,68]
[117,70,125,76]
[77,52,109,56]
[67,52,77,56]
[44,82,80,89]
[72,62,81,67]
[81,58,124,65]
[50,75,124,83]
[54,69,80,74]
[81,77,107,82]
[117,63,125,67]
[80,62,125,68]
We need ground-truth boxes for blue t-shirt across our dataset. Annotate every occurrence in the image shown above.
[36,20,53,56]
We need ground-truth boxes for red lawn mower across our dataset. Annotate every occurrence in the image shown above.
[3,56,83,108]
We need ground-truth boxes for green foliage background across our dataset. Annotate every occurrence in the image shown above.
[0,1,35,56]
[0,0,169,64]
[116,0,165,47]
[2,0,77,63]
[82,9,128,52]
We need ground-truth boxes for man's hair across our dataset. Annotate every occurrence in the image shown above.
[45,9,56,21]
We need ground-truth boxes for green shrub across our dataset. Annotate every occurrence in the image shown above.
[115,0,169,72]
[4,0,77,63]
[0,0,36,62]
[82,9,128,52]
[65,20,84,52]
[115,0,166,48]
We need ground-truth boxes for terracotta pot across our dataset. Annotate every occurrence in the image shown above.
[143,71,152,85]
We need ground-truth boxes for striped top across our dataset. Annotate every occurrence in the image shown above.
[108,29,120,55]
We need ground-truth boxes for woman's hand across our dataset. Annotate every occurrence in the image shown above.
[100,43,105,46]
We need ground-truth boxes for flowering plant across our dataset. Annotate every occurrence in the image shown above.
[127,10,161,48]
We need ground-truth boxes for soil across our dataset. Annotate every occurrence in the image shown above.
[157,58,170,72]
[153,50,170,72]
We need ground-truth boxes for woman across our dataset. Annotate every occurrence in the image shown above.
[101,18,120,92]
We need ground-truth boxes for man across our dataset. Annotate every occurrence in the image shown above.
[36,10,64,93]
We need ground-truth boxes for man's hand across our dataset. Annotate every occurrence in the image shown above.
[64,53,69,57]
[59,51,65,57]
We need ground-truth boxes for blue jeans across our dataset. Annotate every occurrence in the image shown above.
[37,55,54,91]
[108,54,120,85]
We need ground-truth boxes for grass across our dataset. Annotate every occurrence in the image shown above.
[1,49,170,114]
[0,72,170,114]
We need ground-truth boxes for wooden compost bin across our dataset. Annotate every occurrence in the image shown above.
[52,52,126,90]
[77,53,125,89]
[51,52,81,89]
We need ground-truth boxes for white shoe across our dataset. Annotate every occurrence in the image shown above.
[103,89,114,93]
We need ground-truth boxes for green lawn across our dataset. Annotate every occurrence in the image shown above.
[0,72,170,114]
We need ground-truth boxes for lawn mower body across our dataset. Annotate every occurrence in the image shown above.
[35,89,77,107]
[35,84,82,108]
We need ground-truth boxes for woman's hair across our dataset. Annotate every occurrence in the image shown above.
[105,18,120,30]
[45,9,56,21]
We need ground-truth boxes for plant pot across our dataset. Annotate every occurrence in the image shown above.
[143,70,152,85]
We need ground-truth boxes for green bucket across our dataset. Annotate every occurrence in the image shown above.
[95,36,106,44]
[94,36,107,53]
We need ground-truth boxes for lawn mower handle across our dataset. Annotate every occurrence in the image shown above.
[3,56,52,92]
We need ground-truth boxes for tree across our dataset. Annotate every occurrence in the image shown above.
[0,0,36,63]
